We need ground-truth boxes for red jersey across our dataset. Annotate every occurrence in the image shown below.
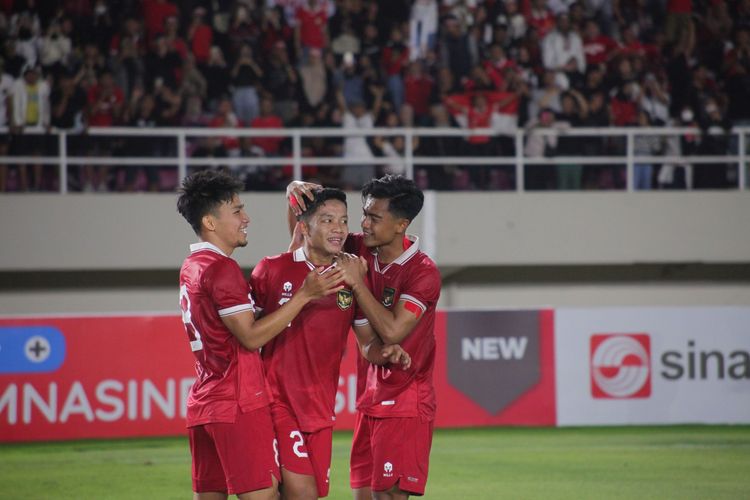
[295,6,327,49]
[404,74,434,117]
[345,233,441,420]
[583,35,619,66]
[87,84,124,127]
[250,115,284,155]
[179,242,270,427]
[250,247,356,432]
[143,0,178,39]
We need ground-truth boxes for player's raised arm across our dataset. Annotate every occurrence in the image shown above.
[285,180,323,252]
[286,180,323,233]
[222,267,344,350]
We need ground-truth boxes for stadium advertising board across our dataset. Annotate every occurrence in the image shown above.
[555,307,750,426]
[0,310,557,442]
[439,309,556,426]
[0,315,196,442]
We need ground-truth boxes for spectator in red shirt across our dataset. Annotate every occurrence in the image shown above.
[665,0,693,44]
[583,18,620,68]
[250,96,284,156]
[404,60,434,123]
[382,26,410,111]
[85,70,125,191]
[620,23,647,60]
[295,0,329,61]
[609,80,639,126]
[525,0,556,39]
[483,44,518,89]
[142,0,178,42]
[163,15,188,61]
[188,6,213,65]
[209,96,241,156]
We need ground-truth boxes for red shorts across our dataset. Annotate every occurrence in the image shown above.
[271,403,333,497]
[350,412,434,496]
[189,406,280,495]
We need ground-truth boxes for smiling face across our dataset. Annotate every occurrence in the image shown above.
[204,194,249,255]
[360,196,406,249]
[302,199,349,263]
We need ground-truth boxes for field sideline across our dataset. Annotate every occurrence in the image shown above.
[1,425,748,499]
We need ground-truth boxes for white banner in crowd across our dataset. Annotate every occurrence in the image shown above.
[555,307,750,426]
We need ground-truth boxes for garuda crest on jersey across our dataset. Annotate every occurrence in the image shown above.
[337,289,353,310]
[382,287,396,307]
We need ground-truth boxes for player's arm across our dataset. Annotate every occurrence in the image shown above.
[222,267,345,350]
[338,253,421,345]
[353,321,411,369]
[284,180,323,252]
[285,180,323,233]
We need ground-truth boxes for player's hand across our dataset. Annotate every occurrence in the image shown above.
[381,344,411,370]
[287,181,322,216]
[299,266,345,300]
[335,253,367,287]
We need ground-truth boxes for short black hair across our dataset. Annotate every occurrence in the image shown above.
[297,188,347,222]
[361,174,424,222]
[177,170,244,235]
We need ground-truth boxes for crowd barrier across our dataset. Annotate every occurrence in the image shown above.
[0,125,748,193]
[1,307,747,442]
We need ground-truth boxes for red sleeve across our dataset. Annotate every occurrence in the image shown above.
[399,263,441,318]
[249,258,270,312]
[204,258,255,316]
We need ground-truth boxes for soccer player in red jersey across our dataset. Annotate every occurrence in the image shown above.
[253,187,411,500]
[177,170,345,500]
[287,175,441,500]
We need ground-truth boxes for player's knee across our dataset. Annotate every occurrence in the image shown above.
[280,482,318,500]
[373,485,408,500]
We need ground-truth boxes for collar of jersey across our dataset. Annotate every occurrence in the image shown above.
[190,241,227,257]
[372,234,420,274]
[293,246,337,273]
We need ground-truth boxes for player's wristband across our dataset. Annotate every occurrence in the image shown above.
[289,195,300,210]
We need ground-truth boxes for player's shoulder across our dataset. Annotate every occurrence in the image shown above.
[257,251,295,268]
[408,250,440,279]
[344,232,366,255]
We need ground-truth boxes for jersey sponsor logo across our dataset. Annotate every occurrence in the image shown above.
[279,281,294,308]
[383,461,393,477]
[382,287,396,307]
[590,334,651,399]
[337,289,353,310]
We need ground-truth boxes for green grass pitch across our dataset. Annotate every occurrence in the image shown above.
[1,426,748,499]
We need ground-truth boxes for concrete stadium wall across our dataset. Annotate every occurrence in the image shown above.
[1,191,749,314]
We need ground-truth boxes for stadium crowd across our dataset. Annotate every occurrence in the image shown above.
[0,0,749,192]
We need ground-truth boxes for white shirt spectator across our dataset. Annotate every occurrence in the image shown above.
[542,28,586,74]
[409,0,438,61]
[342,110,374,160]
[0,72,14,128]
[39,32,72,68]
[12,71,51,130]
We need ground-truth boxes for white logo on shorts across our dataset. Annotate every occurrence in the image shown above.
[383,461,393,477]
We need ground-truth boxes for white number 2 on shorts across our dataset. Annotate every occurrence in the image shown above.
[289,430,308,458]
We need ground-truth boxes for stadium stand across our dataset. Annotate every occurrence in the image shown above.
[0,0,749,192]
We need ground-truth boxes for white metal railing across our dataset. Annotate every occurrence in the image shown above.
[0,126,747,194]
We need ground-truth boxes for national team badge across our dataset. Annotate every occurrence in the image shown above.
[337,289,353,310]
[382,287,396,307]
